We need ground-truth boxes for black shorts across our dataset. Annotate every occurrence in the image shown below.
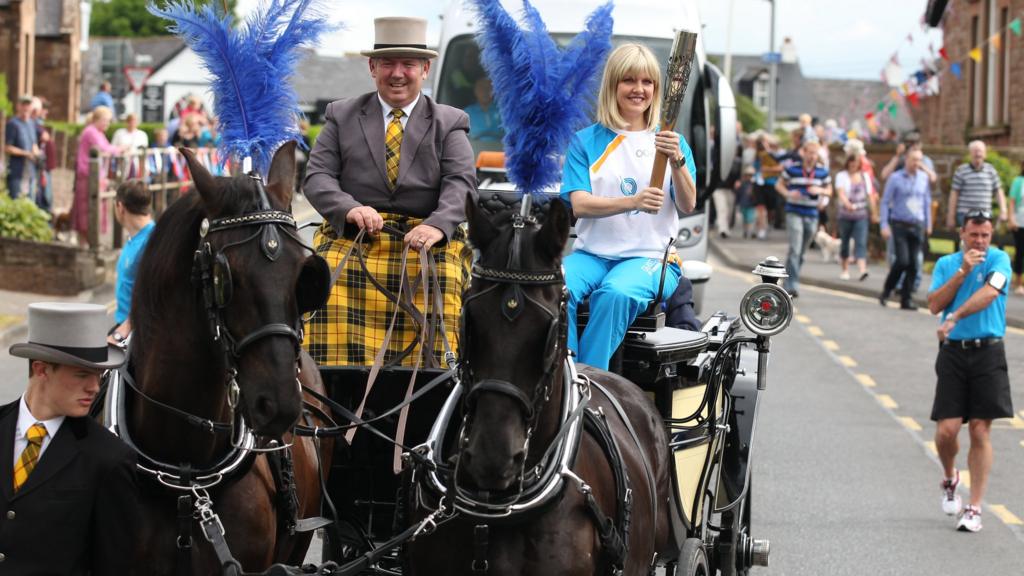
[931,341,1013,422]
[755,184,778,210]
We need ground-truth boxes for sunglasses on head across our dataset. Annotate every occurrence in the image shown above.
[964,209,993,222]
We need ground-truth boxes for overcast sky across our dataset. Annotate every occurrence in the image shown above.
[235,0,945,81]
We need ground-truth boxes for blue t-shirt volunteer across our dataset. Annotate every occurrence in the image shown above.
[929,247,1011,339]
[114,221,155,324]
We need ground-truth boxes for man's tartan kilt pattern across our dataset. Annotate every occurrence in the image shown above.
[304,213,470,367]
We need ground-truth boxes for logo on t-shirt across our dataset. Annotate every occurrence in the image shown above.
[620,177,638,197]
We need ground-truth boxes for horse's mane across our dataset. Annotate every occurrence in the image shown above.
[131,176,265,349]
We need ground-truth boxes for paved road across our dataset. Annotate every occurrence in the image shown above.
[703,258,1024,574]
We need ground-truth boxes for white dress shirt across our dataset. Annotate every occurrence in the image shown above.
[377,92,420,136]
[13,395,65,468]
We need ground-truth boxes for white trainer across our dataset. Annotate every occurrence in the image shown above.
[941,471,962,516]
[957,505,982,532]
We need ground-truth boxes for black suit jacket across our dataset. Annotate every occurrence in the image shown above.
[0,400,139,575]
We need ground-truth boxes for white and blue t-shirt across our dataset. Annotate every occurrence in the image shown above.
[559,123,696,259]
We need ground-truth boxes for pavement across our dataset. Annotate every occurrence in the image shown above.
[0,193,322,350]
[709,227,1024,330]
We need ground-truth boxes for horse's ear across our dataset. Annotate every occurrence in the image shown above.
[466,192,498,250]
[180,147,222,213]
[266,140,297,209]
[536,198,570,262]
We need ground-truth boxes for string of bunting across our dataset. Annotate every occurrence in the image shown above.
[860,7,1022,126]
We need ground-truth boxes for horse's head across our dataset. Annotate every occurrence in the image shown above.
[182,142,330,438]
[457,195,570,492]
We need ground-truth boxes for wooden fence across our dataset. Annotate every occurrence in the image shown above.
[86,147,225,250]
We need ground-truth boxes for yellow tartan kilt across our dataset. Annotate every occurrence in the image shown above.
[303,213,470,367]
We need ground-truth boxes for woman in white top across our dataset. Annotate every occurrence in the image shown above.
[834,151,876,281]
[559,43,697,370]
[110,113,150,150]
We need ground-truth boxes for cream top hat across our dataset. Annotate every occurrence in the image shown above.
[361,17,438,59]
[9,302,126,370]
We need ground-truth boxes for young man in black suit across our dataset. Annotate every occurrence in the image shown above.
[1,302,139,575]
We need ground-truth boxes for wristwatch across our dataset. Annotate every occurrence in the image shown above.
[112,331,126,343]
[670,154,686,170]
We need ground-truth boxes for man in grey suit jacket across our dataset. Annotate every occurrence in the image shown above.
[303,17,476,367]
[304,16,475,251]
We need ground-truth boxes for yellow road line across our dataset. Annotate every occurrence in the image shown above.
[822,339,839,351]
[877,394,898,409]
[1008,416,1024,430]
[807,326,824,337]
[925,441,938,456]
[899,416,923,431]
[796,314,811,324]
[838,355,858,367]
[856,373,877,388]
[989,505,1024,526]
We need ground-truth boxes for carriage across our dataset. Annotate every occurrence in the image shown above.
[311,192,794,576]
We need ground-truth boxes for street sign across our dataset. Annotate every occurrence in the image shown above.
[124,66,153,94]
[761,52,782,64]
[141,84,165,123]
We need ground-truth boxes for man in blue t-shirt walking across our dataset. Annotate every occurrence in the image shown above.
[774,138,832,297]
[927,210,1013,533]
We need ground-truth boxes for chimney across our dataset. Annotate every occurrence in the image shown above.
[780,37,798,64]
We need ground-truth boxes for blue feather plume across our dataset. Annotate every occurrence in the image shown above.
[471,0,613,197]
[148,0,334,175]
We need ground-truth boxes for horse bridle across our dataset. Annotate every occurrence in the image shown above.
[190,174,328,432]
[456,199,568,503]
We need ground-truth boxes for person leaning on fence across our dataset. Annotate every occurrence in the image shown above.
[108,179,155,346]
[560,43,697,370]
[927,210,1013,533]
[302,17,476,367]
[947,140,1007,229]
[73,106,123,248]
[2,302,140,574]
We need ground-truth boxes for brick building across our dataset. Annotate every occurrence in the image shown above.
[913,0,1024,147]
[0,0,81,121]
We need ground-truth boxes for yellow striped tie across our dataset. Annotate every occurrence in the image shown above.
[385,108,404,189]
[13,423,47,492]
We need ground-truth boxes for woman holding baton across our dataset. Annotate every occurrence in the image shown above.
[560,43,697,370]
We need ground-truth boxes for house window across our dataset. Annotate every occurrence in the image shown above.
[971,0,1010,127]
[753,72,769,111]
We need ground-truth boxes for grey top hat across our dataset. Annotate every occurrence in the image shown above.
[9,302,126,370]
[361,17,438,59]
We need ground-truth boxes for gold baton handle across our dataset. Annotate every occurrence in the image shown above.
[650,120,676,189]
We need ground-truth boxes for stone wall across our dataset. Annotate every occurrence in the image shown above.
[0,237,106,295]
[35,35,80,122]
[0,0,35,104]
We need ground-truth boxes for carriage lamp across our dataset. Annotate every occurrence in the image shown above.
[739,282,792,338]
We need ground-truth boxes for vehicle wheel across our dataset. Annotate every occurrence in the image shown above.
[719,478,752,576]
[679,538,710,576]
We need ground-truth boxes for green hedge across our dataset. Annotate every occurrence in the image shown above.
[0,196,53,242]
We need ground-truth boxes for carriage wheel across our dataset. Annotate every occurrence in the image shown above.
[719,478,753,576]
[679,538,710,576]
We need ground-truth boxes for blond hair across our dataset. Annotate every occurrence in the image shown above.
[596,44,662,132]
[90,106,113,124]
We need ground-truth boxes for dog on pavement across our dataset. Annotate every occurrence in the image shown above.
[814,227,841,263]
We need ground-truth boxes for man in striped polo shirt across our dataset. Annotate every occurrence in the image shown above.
[775,138,832,297]
[946,140,1007,229]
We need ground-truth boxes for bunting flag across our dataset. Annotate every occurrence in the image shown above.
[939,46,949,60]
[1010,17,1022,36]
[990,33,1001,50]
[968,47,982,62]
[906,33,914,44]
[950,62,962,79]
[876,101,886,112]
[907,93,920,107]
[864,112,875,121]
[888,103,898,119]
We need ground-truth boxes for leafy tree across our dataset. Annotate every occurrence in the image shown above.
[0,74,11,117]
[736,94,765,133]
[90,0,237,38]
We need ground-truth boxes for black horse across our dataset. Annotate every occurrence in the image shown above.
[125,142,333,574]
[407,197,673,575]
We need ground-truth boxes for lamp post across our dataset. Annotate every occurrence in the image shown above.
[766,0,777,132]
